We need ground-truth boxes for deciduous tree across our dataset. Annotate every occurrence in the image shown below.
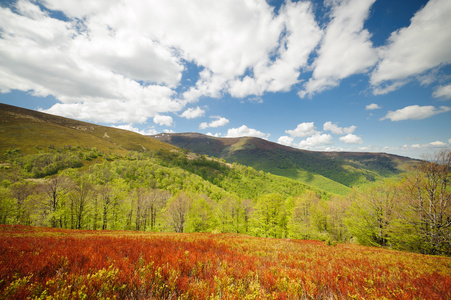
[165,192,192,233]
[404,150,451,255]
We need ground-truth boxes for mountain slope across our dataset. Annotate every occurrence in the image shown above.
[152,132,419,194]
[0,104,326,198]
[0,103,177,155]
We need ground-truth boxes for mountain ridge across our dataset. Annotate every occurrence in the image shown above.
[0,103,419,195]
[152,132,419,194]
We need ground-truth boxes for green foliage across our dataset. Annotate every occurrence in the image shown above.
[0,187,15,224]
[20,153,83,177]
[1,104,447,256]
[251,193,288,238]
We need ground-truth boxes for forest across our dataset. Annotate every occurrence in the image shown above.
[0,146,450,256]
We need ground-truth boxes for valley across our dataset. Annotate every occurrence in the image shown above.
[0,103,450,299]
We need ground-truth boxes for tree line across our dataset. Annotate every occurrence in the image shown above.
[1,147,449,255]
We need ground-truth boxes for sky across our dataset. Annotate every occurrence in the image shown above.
[0,0,450,159]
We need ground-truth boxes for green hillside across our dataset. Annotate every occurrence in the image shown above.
[152,132,419,194]
[0,104,322,201]
[0,103,177,155]
[1,104,449,257]
[0,104,331,240]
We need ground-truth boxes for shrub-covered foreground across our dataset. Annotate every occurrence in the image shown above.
[1,226,450,299]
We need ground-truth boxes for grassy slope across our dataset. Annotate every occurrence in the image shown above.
[153,133,419,195]
[0,103,177,155]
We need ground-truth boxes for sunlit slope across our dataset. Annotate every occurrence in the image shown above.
[153,132,419,194]
[0,103,177,154]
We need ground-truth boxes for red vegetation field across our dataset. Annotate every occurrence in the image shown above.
[1,225,450,299]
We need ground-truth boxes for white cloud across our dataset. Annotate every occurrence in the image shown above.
[403,141,449,151]
[433,84,451,100]
[180,107,205,119]
[2,0,450,134]
[277,136,294,147]
[0,1,183,124]
[228,1,322,98]
[339,134,363,144]
[371,0,451,94]
[286,122,318,138]
[247,96,264,104]
[299,0,378,98]
[381,105,451,121]
[449,138,451,144]
[430,141,447,147]
[112,124,157,135]
[41,0,115,19]
[153,114,173,126]
[199,117,229,129]
[365,103,381,110]
[0,0,288,123]
[323,121,356,135]
[206,132,222,137]
[298,133,333,149]
[226,125,270,139]
[182,70,229,103]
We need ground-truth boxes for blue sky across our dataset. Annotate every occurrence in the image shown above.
[0,0,450,159]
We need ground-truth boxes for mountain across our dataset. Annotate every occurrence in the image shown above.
[0,103,176,155]
[152,132,419,194]
[0,104,418,195]
[0,104,324,199]
[0,103,332,222]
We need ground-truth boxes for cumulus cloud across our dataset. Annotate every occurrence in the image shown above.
[1,0,450,136]
[206,132,222,137]
[41,0,115,19]
[180,107,205,119]
[153,114,173,126]
[339,134,363,144]
[298,133,333,149]
[0,0,285,123]
[403,141,448,152]
[226,125,270,139]
[366,103,381,110]
[0,0,183,124]
[199,117,229,129]
[228,0,322,98]
[430,141,447,147]
[433,84,451,100]
[381,105,451,121]
[371,0,451,94]
[286,122,319,137]
[299,0,378,98]
[277,136,294,147]
[112,124,157,136]
[323,121,356,135]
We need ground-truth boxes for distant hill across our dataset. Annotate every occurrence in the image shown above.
[152,132,419,194]
[0,103,177,155]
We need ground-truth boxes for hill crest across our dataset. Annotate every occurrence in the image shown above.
[0,103,177,155]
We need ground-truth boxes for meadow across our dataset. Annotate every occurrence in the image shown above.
[1,225,450,299]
